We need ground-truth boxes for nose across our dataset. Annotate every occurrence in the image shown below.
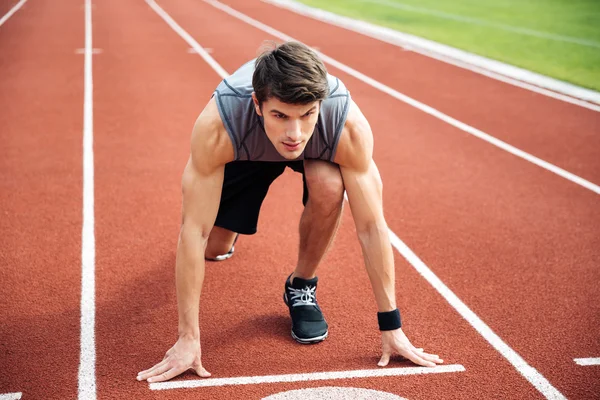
[286,119,302,142]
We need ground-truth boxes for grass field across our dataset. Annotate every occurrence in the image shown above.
[296,0,600,91]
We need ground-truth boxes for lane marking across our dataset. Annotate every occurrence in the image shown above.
[0,393,22,400]
[75,48,103,54]
[386,230,566,399]
[146,0,228,79]
[574,358,600,366]
[262,387,407,399]
[78,0,96,399]
[363,0,600,49]
[263,0,600,110]
[149,365,465,390]
[148,2,568,398]
[205,0,600,195]
[188,47,213,54]
[0,0,28,27]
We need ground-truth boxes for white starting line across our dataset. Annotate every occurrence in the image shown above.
[149,364,465,390]
[574,358,600,366]
[0,393,22,400]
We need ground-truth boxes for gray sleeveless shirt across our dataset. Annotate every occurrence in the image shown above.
[213,60,351,162]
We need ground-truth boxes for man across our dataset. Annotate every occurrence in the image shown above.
[137,42,442,383]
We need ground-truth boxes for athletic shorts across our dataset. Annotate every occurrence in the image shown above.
[214,160,308,235]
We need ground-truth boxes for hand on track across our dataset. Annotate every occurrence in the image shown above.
[378,329,443,368]
[137,336,211,383]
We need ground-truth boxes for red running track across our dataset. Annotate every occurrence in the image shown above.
[0,0,598,399]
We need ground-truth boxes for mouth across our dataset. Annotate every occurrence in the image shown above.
[282,142,302,152]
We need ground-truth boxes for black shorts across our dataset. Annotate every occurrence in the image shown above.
[214,160,308,235]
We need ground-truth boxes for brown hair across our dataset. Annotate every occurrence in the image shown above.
[252,41,329,107]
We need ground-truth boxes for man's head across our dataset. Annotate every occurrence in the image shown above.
[252,41,329,159]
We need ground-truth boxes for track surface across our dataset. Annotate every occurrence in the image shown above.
[1,0,599,399]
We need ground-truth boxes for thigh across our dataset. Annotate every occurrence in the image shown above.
[215,161,287,235]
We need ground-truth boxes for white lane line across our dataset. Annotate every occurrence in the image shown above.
[145,0,228,79]
[149,365,465,390]
[205,0,600,196]
[78,0,96,398]
[0,393,22,400]
[0,0,28,27]
[387,230,566,400]
[147,3,567,398]
[364,0,600,49]
[188,47,213,54]
[574,358,600,366]
[75,48,103,54]
[263,0,600,110]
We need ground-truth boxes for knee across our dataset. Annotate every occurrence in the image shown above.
[304,160,345,213]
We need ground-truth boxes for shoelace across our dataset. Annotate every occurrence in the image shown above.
[288,286,316,307]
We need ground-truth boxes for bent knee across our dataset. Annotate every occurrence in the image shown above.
[304,160,345,209]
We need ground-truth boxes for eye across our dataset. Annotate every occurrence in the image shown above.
[274,113,287,119]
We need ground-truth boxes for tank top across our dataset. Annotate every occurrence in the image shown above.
[213,60,351,162]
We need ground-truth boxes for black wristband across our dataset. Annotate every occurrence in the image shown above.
[377,309,402,331]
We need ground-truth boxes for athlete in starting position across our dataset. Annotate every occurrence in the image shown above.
[137,41,443,383]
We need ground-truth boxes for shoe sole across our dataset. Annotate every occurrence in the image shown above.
[284,292,328,344]
[291,329,328,344]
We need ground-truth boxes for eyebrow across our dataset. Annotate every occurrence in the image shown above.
[270,106,317,116]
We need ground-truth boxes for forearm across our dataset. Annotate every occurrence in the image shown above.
[357,221,397,312]
[175,227,207,339]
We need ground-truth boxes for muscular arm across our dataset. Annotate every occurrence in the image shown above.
[177,98,234,338]
[342,160,396,312]
[138,98,234,383]
[176,158,224,338]
[335,101,395,312]
[335,101,442,368]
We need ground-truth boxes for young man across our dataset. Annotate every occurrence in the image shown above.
[137,42,442,383]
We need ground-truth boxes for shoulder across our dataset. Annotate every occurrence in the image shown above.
[332,100,373,172]
[190,97,235,173]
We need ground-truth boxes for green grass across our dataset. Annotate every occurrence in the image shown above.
[296,0,600,91]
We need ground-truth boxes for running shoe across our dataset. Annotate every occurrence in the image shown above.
[283,274,328,344]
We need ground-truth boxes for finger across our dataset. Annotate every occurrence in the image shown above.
[195,365,212,378]
[413,349,444,364]
[137,359,169,379]
[138,361,171,381]
[147,366,186,383]
[378,351,391,367]
[404,349,436,368]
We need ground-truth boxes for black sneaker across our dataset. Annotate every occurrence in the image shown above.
[283,274,328,344]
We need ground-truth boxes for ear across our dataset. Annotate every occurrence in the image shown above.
[251,92,263,117]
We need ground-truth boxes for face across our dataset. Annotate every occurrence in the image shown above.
[252,93,320,160]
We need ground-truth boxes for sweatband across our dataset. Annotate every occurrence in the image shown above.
[377,308,402,331]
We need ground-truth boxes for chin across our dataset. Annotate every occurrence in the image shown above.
[280,152,302,160]
[278,146,305,160]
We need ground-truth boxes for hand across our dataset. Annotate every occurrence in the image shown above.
[137,336,211,383]
[378,329,443,367]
